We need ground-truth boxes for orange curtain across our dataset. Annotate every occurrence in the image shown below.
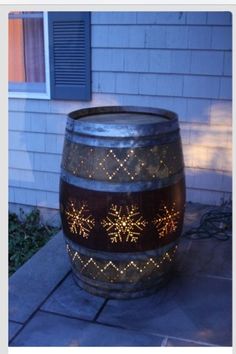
[8,19,25,82]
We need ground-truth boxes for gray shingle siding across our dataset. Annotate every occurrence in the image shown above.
[9,11,232,208]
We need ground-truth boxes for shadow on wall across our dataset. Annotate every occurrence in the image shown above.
[8,95,121,211]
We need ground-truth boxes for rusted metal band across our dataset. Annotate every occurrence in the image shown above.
[64,128,180,148]
[60,167,184,192]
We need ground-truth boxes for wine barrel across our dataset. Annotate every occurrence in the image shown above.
[59,106,185,299]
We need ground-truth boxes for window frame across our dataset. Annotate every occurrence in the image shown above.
[8,11,51,100]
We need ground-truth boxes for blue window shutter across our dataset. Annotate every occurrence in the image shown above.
[48,12,91,100]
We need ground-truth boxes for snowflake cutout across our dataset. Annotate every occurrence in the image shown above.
[153,203,180,238]
[65,199,95,238]
[101,204,148,243]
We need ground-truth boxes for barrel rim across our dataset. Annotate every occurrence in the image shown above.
[68,105,178,122]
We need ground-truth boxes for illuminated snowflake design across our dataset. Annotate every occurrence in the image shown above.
[153,203,180,238]
[65,200,95,238]
[101,204,148,243]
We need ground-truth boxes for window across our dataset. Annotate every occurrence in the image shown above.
[8,11,91,101]
[8,11,50,99]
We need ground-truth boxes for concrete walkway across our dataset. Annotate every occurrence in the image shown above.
[9,203,232,347]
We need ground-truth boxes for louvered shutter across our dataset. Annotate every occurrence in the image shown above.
[48,12,91,100]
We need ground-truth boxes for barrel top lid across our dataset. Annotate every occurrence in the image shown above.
[79,113,167,125]
[67,106,179,138]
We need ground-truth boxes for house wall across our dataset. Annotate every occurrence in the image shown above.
[9,11,232,214]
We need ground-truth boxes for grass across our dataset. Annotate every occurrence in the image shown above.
[9,208,60,276]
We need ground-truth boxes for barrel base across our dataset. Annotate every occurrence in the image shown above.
[72,270,172,299]
[65,235,179,299]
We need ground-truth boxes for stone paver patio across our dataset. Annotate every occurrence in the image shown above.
[9,203,232,347]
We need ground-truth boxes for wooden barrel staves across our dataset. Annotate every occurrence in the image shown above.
[60,106,186,299]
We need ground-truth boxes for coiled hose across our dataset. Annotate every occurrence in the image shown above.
[183,201,232,241]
